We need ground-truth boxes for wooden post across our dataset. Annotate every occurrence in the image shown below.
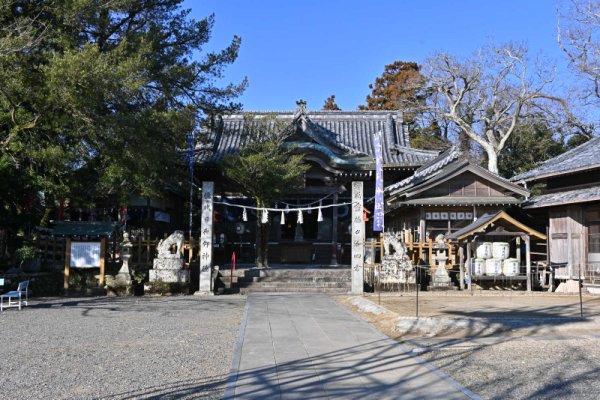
[428,238,434,268]
[459,245,465,290]
[137,238,142,267]
[189,236,194,264]
[64,238,71,289]
[516,236,521,265]
[99,237,106,286]
[525,235,531,292]
[466,241,472,292]
[146,236,151,265]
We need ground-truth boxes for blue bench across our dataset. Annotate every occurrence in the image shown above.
[0,280,29,311]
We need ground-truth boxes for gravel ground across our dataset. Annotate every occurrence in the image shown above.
[406,337,600,400]
[337,294,600,399]
[0,296,246,400]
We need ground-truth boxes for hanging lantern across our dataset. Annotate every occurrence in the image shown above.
[280,211,285,225]
[242,207,248,222]
[261,209,269,224]
[317,207,323,222]
[297,210,303,224]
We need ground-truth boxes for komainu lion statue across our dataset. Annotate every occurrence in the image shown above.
[156,230,184,259]
[378,232,415,288]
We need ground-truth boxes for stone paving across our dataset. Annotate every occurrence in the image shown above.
[225,293,478,399]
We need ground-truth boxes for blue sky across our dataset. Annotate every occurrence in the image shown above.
[184,1,566,111]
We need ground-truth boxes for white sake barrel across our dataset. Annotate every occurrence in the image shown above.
[492,242,510,260]
[471,258,485,276]
[485,258,503,276]
[476,242,493,259]
[503,258,520,276]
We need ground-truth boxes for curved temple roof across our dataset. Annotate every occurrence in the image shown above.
[196,103,438,171]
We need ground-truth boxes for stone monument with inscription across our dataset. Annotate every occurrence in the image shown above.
[147,230,190,283]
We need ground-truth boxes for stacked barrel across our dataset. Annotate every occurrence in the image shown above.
[471,242,520,277]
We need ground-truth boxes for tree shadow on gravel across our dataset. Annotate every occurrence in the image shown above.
[403,335,600,400]
[96,374,228,400]
[29,296,246,316]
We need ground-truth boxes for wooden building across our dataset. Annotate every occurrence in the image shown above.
[384,147,530,246]
[196,101,438,265]
[512,137,600,291]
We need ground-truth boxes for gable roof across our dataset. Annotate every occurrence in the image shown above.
[511,136,600,183]
[385,146,529,202]
[196,103,438,170]
[522,185,600,209]
[447,211,546,241]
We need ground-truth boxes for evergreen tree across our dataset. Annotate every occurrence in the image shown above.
[359,61,424,110]
[0,0,246,229]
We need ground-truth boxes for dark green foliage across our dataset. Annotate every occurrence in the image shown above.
[0,0,246,232]
[497,122,568,179]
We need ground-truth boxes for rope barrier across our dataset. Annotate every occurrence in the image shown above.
[213,200,354,212]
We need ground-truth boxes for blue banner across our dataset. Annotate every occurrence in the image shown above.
[373,131,384,232]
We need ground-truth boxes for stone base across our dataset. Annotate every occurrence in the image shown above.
[105,274,132,296]
[144,281,190,296]
[149,269,190,283]
[153,258,184,270]
[428,285,458,291]
[194,290,213,296]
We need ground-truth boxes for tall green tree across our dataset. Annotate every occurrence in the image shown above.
[497,120,567,179]
[222,115,309,268]
[0,0,246,229]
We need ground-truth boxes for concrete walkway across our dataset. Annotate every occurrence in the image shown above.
[225,293,479,399]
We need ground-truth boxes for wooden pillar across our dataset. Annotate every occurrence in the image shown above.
[64,238,71,289]
[99,237,106,286]
[525,235,531,292]
[516,236,521,265]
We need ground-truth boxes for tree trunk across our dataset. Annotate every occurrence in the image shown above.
[485,147,499,175]
[255,218,270,268]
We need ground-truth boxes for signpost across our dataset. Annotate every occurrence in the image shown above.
[197,181,214,295]
[351,182,364,294]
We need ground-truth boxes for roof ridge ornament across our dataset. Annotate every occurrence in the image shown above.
[294,99,308,119]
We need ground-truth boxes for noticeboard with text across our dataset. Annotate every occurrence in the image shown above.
[70,242,101,268]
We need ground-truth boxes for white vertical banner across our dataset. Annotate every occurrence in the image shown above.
[198,181,214,295]
[351,181,364,294]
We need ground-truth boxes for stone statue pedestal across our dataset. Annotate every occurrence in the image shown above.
[428,250,456,291]
[147,231,190,284]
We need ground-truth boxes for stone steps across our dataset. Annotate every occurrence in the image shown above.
[216,267,352,294]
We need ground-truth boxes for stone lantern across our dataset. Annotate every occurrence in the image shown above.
[115,232,133,288]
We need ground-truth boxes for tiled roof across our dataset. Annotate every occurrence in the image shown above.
[197,108,438,169]
[523,185,600,209]
[511,136,600,182]
[398,196,521,206]
[384,146,462,194]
